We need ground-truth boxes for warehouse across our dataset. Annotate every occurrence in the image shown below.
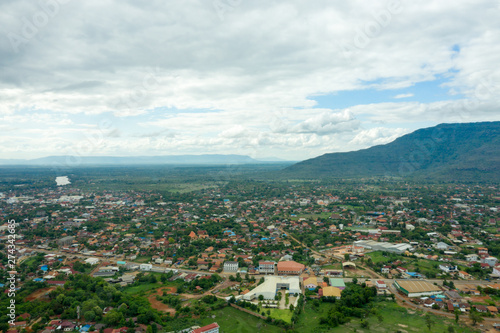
[354,240,413,254]
[241,276,301,301]
[393,280,442,297]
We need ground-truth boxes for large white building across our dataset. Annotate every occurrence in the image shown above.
[394,280,442,297]
[354,240,413,254]
[241,276,301,301]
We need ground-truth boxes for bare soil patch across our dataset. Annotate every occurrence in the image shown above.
[147,287,177,314]
[26,287,57,301]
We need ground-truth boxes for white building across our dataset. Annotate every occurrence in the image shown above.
[223,261,238,272]
[482,257,498,267]
[140,264,153,271]
[84,257,100,265]
[259,261,275,274]
[465,254,479,262]
[439,264,457,273]
[241,276,301,301]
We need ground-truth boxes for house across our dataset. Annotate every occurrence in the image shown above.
[439,264,457,273]
[223,261,238,272]
[375,280,387,289]
[191,322,219,333]
[381,266,390,274]
[465,254,479,262]
[477,247,488,256]
[321,286,342,299]
[482,256,498,267]
[474,305,488,313]
[459,271,472,280]
[304,277,318,290]
[436,242,449,250]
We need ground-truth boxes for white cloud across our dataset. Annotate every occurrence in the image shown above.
[0,0,499,159]
[393,93,414,99]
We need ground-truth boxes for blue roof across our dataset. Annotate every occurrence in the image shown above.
[33,278,45,282]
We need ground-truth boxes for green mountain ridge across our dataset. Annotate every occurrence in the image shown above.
[282,121,500,181]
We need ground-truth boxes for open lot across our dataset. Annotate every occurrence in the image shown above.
[197,307,283,333]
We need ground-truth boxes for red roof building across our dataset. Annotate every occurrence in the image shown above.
[277,261,305,275]
[191,322,219,333]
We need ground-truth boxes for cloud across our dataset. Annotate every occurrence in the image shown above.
[350,127,411,147]
[1,0,499,159]
[393,93,414,99]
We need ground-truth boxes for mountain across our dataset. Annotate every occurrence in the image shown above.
[282,121,500,181]
[0,154,287,166]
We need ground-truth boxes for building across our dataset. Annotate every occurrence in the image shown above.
[304,277,318,290]
[375,280,387,289]
[353,240,413,254]
[241,276,301,301]
[321,286,342,299]
[439,264,457,273]
[84,257,100,265]
[435,242,450,250]
[277,261,305,275]
[57,236,74,247]
[482,257,498,267]
[329,278,346,290]
[191,322,219,333]
[139,264,152,271]
[259,261,275,274]
[223,261,238,272]
[393,280,442,297]
[465,254,479,262]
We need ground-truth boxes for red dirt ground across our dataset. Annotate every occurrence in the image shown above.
[26,287,57,301]
[147,287,177,314]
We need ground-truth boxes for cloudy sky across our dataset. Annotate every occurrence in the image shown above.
[1,0,499,161]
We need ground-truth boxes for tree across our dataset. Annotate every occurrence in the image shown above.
[258,294,264,301]
[84,310,96,322]
[424,313,433,331]
[469,308,483,326]
[454,309,460,323]
[344,253,350,261]
[352,277,358,284]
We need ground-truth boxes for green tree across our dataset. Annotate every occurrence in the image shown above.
[424,313,433,331]
[84,310,96,322]
[469,308,483,326]
[454,309,460,323]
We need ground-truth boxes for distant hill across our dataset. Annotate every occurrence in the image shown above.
[282,121,500,181]
[0,154,288,166]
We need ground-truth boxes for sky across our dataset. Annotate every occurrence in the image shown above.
[1,0,499,161]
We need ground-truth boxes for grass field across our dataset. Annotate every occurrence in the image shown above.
[322,263,343,270]
[197,307,283,333]
[293,300,480,333]
[268,308,293,323]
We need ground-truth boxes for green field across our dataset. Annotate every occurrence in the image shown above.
[294,301,480,333]
[122,282,162,295]
[322,263,343,270]
[366,251,395,265]
[197,307,283,333]
[268,308,293,323]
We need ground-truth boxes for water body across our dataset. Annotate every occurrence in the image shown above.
[56,176,71,186]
